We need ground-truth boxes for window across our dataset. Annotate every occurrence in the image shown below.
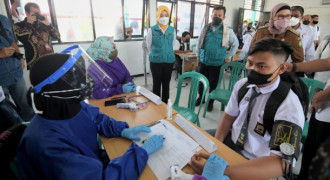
[92,0,123,40]
[156,0,223,38]
[193,4,206,37]
[124,0,144,38]
[6,0,149,44]
[54,0,94,42]
[177,1,191,36]
[243,0,265,23]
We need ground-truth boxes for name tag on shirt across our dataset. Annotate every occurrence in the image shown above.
[254,122,266,137]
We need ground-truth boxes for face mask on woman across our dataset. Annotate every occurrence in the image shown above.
[274,18,290,31]
[159,17,169,25]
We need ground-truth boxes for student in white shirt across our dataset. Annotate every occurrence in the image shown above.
[311,15,321,48]
[190,38,305,179]
[314,35,330,83]
[286,56,330,180]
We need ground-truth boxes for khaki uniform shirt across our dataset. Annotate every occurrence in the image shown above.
[250,26,304,63]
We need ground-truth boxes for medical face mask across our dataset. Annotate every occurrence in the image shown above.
[274,18,290,31]
[247,66,281,85]
[212,17,222,26]
[302,20,310,25]
[109,49,118,61]
[159,17,169,25]
[290,17,300,27]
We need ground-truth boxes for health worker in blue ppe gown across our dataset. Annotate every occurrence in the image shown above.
[17,45,164,180]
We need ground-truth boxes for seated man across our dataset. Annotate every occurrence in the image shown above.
[87,36,136,99]
[191,38,305,179]
[174,31,192,75]
[17,48,163,180]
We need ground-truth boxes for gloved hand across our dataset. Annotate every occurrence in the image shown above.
[121,125,151,141]
[141,135,164,155]
[132,83,137,91]
[122,82,135,93]
[201,154,229,180]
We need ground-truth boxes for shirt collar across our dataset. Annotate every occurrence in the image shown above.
[247,76,280,94]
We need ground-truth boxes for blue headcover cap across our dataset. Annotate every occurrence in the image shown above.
[32,45,83,94]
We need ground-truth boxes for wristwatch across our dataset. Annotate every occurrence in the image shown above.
[292,63,297,73]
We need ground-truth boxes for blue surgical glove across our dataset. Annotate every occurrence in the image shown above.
[202,154,229,180]
[141,135,164,155]
[132,83,137,91]
[121,125,151,141]
[122,82,134,93]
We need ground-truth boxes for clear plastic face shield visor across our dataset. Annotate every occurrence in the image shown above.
[31,45,113,114]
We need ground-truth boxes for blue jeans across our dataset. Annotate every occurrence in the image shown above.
[3,77,34,122]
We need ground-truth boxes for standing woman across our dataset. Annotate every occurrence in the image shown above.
[146,5,176,104]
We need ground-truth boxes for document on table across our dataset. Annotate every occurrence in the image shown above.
[134,120,201,180]
[174,114,218,153]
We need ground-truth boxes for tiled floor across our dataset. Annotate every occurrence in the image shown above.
[133,70,232,131]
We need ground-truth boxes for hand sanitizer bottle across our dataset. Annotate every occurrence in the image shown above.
[167,99,172,120]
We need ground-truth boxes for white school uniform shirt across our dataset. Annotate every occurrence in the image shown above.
[310,25,319,41]
[296,23,315,62]
[315,78,330,123]
[314,37,330,83]
[225,77,305,160]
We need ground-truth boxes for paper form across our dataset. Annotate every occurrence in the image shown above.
[174,114,218,153]
[134,120,201,180]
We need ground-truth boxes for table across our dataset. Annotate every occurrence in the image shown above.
[89,92,177,127]
[175,52,198,74]
[89,94,247,179]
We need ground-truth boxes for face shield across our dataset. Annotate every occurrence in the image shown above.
[31,45,113,113]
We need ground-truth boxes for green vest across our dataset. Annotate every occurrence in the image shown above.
[200,24,228,66]
[149,25,175,63]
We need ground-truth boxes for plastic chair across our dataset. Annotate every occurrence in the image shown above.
[203,62,246,117]
[300,77,326,106]
[300,77,326,143]
[173,72,209,127]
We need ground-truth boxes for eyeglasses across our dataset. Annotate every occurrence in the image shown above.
[276,14,291,20]
[128,95,150,110]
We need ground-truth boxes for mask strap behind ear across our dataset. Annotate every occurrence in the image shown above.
[31,92,43,114]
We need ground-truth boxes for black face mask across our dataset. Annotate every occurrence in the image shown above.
[303,20,310,25]
[313,20,318,24]
[185,38,190,43]
[247,27,251,30]
[212,17,222,26]
[247,68,280,85]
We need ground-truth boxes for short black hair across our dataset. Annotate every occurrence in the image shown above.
[311,14,319,18]
[24,2,40,14]
[248,38,293,63]
[291,6,304,16]
[182,31,190,38]
[212,5,226,16]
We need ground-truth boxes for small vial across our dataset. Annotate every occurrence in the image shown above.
[167,99,172,120]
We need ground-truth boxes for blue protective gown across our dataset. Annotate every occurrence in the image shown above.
[17,101,148,180]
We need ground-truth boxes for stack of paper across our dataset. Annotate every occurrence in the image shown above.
[134,120,201,180]
[174,114,218,153]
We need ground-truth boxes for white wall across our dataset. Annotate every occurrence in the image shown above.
[264,0,330,40]
[223,0,245,28]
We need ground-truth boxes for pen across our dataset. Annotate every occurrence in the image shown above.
[147,121,161,127]
[142,137,166,144]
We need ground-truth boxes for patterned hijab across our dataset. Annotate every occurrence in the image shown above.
[86,36,117,62]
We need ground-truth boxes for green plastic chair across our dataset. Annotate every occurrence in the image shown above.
[203,62,246,117]
[300,77,326,145]
[173,72,209,127]
[300,77,326,106]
